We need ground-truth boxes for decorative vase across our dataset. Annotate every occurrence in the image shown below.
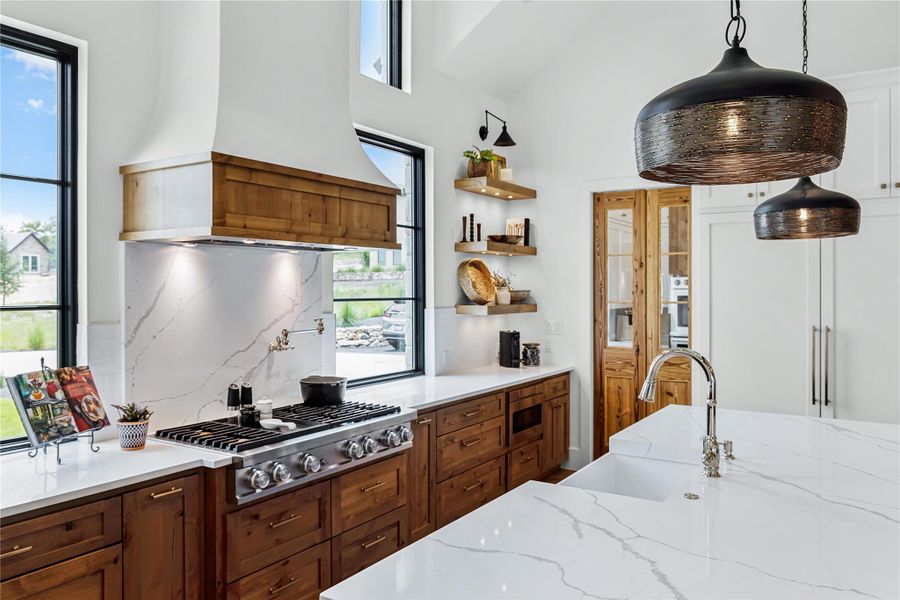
[496,286,511,305]
[117,420,149,451]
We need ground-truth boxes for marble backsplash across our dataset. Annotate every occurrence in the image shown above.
[123,243,327,430]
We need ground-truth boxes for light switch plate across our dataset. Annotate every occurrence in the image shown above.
[546,319,562,335]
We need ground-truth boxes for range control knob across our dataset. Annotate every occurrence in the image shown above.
[398,426,414,443]
[343,440,365,460]
[381,429,401,448]
[298,453,322,474]
[269,462,291,484]
[247,468,271,490]
[361,436,379,454]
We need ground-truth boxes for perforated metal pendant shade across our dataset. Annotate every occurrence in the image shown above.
[635,47,848,185]
[754,177,860,239]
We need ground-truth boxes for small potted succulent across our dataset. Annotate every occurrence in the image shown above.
[492,271,511,305]
[112,402,153,451]
[463,146,499,178]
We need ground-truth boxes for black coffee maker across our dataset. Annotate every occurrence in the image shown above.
[499,330,521,368]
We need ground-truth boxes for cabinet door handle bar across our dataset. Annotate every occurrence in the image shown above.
[150,487,182,500]
[361,481,386,493]
[268,577,297,595]
[268,513,302,529]
[462,436,484,448]
[361,535,387,549]
[0,545,33,559]
[463,480,486,492]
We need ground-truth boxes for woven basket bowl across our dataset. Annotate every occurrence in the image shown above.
[457,259,496,305]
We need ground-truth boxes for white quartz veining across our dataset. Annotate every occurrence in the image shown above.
[322,406,899,599]
[0,438,231,519]
[124,243,325,430]
[343,364,573,412]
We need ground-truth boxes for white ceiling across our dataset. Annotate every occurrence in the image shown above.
[435,0,900,101]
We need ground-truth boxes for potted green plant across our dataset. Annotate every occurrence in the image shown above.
[112,402,153,451]
[463,146,499,178]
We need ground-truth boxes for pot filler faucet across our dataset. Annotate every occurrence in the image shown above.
[638,348,733,478]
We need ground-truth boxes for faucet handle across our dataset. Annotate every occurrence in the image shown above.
[719,440,735,460]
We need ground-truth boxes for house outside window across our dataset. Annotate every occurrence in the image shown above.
[0,25,78,448]
[333,131,424,385]
[360,0,402,89]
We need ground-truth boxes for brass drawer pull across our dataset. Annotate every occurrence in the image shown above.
[462,436,484,448]
[462,408,485,418]
[361,481,386,493]
[519,456,535,464]
[416,417,432,424]
[150,487,182,500]
[361,535,387,549]
[268,513,302,529]
[0,545,33,559]
[268,577,297,595]
[463,480,486,493]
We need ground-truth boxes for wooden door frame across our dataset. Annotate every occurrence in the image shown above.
[591,177,683,459]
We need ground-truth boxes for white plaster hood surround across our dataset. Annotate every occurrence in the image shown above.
[127,0,392,190]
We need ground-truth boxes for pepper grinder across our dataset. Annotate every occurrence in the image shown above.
[240,382,253,407]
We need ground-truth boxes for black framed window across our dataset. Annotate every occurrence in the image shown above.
[0,26,78,449]
[359,0,402,89]
[334,131,424,386]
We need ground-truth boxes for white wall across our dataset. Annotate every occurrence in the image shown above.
[503,0,900,467]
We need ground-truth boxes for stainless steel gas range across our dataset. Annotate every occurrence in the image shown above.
[154,401,415,505]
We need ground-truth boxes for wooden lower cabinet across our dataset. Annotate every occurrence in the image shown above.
[0,545,123,600]
[542,394,570,474]
[225,542,330,600]
[331,454,407,534]
[436,456,506,527]
[408,412,436,542]
[123,474,203,600]
[435,415,506,481]
[507,440,542,489]
[225,482,330,582]
[331,508,408,584]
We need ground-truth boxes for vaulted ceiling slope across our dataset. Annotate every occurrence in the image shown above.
[437,0,900,102]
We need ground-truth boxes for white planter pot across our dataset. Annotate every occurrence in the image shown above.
[117,420,149,451]
[496,287,511,305]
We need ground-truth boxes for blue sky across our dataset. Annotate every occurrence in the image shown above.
[360,0,389,84]
[0,45,59,231]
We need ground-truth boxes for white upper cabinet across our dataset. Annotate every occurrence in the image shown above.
[892,84,900,197]
[693,183,759,211]
[821,86,892,200]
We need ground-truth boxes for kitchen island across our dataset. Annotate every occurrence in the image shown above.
[322,405,899,599]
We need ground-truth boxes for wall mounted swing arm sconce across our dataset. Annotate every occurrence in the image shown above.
[479,110,516,147]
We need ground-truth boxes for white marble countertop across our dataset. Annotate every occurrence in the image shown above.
[343,364,573,412]
[0,365,571,520]
[322,405,899,599]
[0,438,232,519]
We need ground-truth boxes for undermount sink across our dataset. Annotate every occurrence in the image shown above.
[560,453,698,501]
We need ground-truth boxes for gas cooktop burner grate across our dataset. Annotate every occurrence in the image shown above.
[154,401,400,453]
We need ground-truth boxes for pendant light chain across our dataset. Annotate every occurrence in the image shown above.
[725,0,747,47]
[802,0,809,74]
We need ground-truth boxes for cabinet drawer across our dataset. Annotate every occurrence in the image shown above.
[0,497,121,580]
[436,415,506,481]
[226,481,330,582]
[508,383,541,403]
[226,541,330,600]
[507,440,542,489]
[543,374,569,400]
[436,392,504,435]
[436,456,506,528]
[331,507,408,584]
[331,454,407,534]
[0,544,122,600]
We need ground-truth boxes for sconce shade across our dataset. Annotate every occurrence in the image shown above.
[493,125,516,147]
[635,47,847,185]
[754,177,860,240]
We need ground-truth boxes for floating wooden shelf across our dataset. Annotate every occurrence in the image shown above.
[454,177,536,200]
[455,304,538,316]
[454,241,537,257]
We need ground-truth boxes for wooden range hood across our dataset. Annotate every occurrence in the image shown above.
[120,152,401,251]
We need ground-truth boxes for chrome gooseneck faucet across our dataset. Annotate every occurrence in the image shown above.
[638,348,732,478]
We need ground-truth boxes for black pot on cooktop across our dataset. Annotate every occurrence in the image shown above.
[300,375,348,406]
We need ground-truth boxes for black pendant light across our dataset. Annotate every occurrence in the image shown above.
[479,110,517,147]
[754,0,860,240]
[634,0,847,185]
